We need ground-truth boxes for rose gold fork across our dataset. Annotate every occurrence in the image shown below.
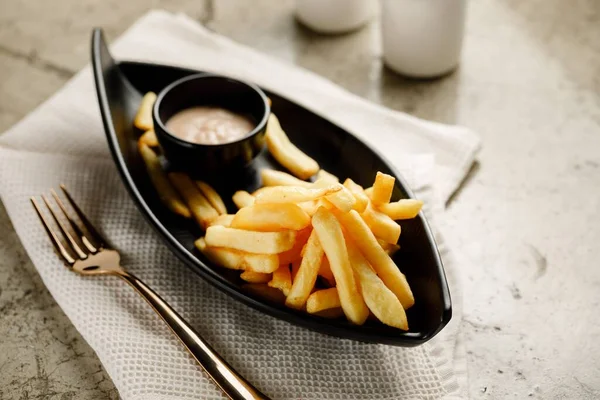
[31,185,270,400]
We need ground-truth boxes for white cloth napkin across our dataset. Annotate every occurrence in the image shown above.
[0,10,479,400]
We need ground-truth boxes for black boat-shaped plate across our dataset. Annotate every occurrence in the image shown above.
[91,29,451,346]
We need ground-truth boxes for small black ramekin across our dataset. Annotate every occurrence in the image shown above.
[153,73,270,178]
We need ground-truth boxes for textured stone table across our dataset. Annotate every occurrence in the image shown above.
[1,0,599,399]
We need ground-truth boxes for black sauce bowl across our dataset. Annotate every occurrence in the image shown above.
[153,73,270,178]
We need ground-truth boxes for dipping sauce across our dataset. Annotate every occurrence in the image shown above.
[166,106,255,145]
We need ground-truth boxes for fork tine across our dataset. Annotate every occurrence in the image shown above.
[51,189,98,253]
[59,184,107,249]
[41,194,88,260]
[31,197,76,265]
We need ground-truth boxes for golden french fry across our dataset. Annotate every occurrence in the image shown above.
[312,179,355,212]
[334,209,414,309]
[279,227,312,265]
[169,172,219,229]
[232,190,255,209]
[139,129,159,147]
[318,257,336,287]
[361,204,401,244]
[378,199,424,220]
[241,270,272,283]
[208,214,235,227]
[265,114,319,179]
[285,230,324,309]
[205,226,296,254]
[194,238,279,273]
[138,143,191,218]
[371,172,395,206]
[316,169,339,183]
[312,207,369,324]
[134,92,157,131]
[306,288,341,314]
[298,200,320,216]
[343,178,369,213]
[364,187,374,198]
[291,259,301,282]
[346,236,408,330]
[231,203,311,231]
[377,239,401,257]
[196,181,227,215]
[260,169,312,188]
[268,265,292,296]
[254,184,341,204]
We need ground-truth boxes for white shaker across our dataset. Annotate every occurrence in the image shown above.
[295,0,378,34]
[381,0,467,78]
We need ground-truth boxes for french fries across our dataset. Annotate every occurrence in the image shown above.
[241,270,272,283]
[316,169,339,183]
[205,226,296,254]
[139,129,159,147]
[265,114,319,179]
[268,265,292,296]
[343,178,369,213]
[312,207,369,325]
[260,168,312,188]
[138,143,191,218]
[285,230,324,309]
[133,94,424,330]
[378,199,424,220]
[169,172,219,229]
[361,204,401,244]
[134,92,157,131]
[254,184,342,204]
[371,172,395,206]
[346,236,408,330]
[334,209,414,309]
[231,203,311,231]
[195,238,279,273]
[196,181,227,215]
[232,190,255,209]
[306,288,341,314]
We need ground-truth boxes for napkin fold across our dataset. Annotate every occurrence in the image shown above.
[0,10,479,400]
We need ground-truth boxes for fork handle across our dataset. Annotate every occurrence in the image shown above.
[116,270,271,400]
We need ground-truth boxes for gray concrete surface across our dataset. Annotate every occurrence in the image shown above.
[1,0,599,399]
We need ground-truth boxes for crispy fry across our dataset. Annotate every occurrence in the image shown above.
[169,172,219,229]
[313,179,355,213]
[306,288,341,314]
[312,207,369,324]
[254,184,341,204]
[279,227,312,265]
[371,172,395,206]
[346,236,408,330]
[231,203,311,231]
[298,200,320,216]
[194,237,279,273]
[377,239,401,256]
[343,178,369,213]
[285,230,324,309]
[364,186,373,198]
[240,270,272,283]
[268,265,292,296]
[318,257,336,286]
[134,92,157,131]
[260,169,312,188]
[232,190,255,209]
[139,129,159,147]
[205,226,296,254]
[291,259,301,282]
[334,209,414,309]
[209,214,235,227]
[316,169,339,183]
[196,181,227,215]
[361,204,401,244]
[265,114,319,179]
[138,143,190,218]
[378,199,424,220]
